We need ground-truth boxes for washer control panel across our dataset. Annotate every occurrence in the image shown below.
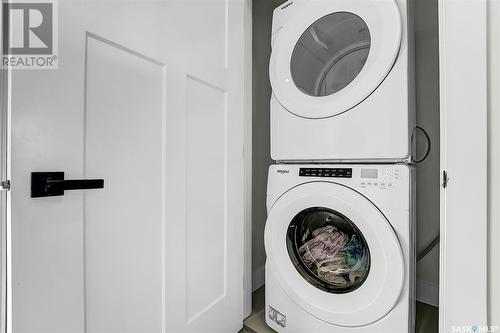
[360,167,400,189]
[299,168,352,178]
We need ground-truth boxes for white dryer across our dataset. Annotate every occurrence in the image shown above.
[264,164,415,332]
[270,0,415,162]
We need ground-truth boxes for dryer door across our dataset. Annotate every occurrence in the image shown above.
[264,182,405,327]
[270,0,402,119]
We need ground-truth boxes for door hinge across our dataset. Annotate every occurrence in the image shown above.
[442,171,449,188]
[1,180,10,191]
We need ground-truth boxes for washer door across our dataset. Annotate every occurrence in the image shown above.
[270,0,402,119]
[265,182,404,327]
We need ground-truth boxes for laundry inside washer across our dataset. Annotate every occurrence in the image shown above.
[286,207,370,293]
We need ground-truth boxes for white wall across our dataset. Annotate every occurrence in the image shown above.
[488,0,500,326]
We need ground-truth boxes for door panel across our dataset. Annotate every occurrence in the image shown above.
[84,34,166,333]
[186,76,227,323]
[10,0,245,332]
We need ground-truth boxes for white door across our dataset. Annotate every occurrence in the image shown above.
[8,1,246,332]
[438,0,487,330]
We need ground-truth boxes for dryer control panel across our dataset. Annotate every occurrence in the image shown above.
[299,168,352,178]
[359,167,401,189]
[267,164,412,212]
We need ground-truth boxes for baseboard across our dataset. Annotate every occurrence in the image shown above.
[252,265,265,292]
[417,280,439,307]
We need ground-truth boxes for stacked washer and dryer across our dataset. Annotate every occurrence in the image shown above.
[264,0,416,332]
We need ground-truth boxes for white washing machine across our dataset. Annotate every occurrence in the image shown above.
[264,164,415,332]
[270,0,415,162]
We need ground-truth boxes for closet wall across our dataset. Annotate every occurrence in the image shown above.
[251,0,441,305]
[414,0,440,306]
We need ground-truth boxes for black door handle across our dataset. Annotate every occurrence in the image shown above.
[31,172,104,198]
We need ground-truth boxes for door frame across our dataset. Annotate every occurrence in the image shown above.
[0,69,8,333]
[438,0,488,331]
[243,0,253,319]
[0,66,9,333]
[0,1,11,330]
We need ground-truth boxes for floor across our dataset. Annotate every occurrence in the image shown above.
[242,287,439,333]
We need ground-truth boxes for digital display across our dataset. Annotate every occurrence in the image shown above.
[299,168,352,178]
[361,169,378,179]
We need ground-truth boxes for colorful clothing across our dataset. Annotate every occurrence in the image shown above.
[298,225,349,268]
[299,226,369,287]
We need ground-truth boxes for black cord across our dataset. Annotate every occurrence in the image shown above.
[413,125,431,164]
[412,125,439,261]
[417,233,440,262]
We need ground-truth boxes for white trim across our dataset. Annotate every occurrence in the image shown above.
[0,73,6,333]
[416,280,439,308]
[0,2,11,330]
[487,0,500,326]
[439,0,488,331]
[243,0,253,320]
[252,264,265,292]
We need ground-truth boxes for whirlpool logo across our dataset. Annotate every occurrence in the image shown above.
[277,169,290,175]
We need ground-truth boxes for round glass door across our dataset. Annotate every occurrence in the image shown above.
[286,207,370,293]
[290,12,371,97]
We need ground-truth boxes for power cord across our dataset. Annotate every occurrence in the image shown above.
[411,125,439,262]
[412,125,431,164]
[417,233,440,262]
